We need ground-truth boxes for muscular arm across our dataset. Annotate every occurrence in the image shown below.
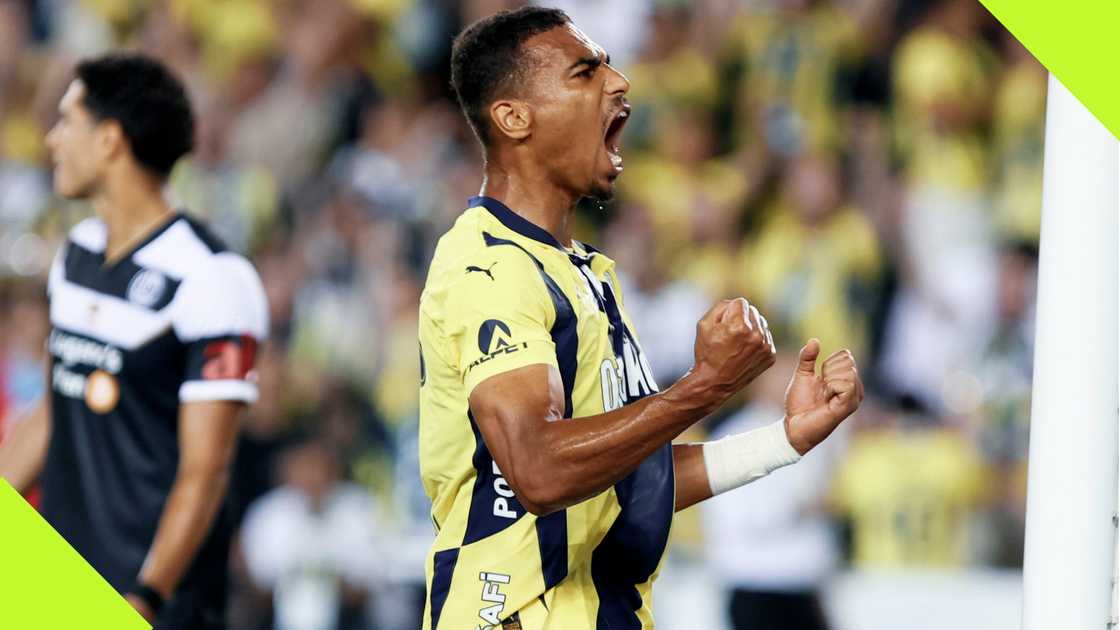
[135,400,242,602]
[469,298,775,516]
[0,398,51,494]
[471,363,719,516]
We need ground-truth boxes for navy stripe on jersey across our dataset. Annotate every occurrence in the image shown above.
[589,275,675,629]
[64,242,182,311]
[480,231,575,587]
[591,444,675,629]
[535,512,568,589]
[462,410,527,545]
[429,547,460,630]
[481,232,578,417]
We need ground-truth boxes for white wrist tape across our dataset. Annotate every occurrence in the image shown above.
[702,418,802,496]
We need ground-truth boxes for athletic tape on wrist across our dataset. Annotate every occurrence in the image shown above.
[702,418,802,496]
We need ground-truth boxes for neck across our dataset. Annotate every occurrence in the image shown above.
[480,159,581,247]
[92,169,174,261]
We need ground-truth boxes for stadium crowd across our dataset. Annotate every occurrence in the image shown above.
[0,0,1041,628]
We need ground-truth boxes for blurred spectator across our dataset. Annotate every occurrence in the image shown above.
[832,398,990,567]
[722,0,866,157]
[0,282,48,438]
[241,439,382,630]
[230,344,298,521]
[967,242,1037,567]
[169,98,280,254]
[738,153,882,359]
[878,0,1002,410]
[703,352,842,630]
[607,204,709,386]
[991,32,1046,244]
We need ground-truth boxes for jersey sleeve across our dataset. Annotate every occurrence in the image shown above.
[442,246,559,394]
[171,252,269,404]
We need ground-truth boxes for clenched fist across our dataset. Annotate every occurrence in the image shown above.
[691,298,776,403]
[783,338,864,455]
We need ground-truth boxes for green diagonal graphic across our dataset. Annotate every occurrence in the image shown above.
[979,0,1120,139]
[0,481,150,629]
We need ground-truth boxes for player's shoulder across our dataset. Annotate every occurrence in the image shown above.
[134,211,257,283]
[424,206,543,297]
[140,212,267,336]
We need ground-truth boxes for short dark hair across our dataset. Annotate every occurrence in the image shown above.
[450,7,569,147]
[76,53,194,178]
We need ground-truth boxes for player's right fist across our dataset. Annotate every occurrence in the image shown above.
[690,297,776,403]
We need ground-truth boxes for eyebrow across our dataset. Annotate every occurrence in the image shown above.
[569,52,610,72]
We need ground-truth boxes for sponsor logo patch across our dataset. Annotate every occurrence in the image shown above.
[468,320,527,372]
[126,269,168,307]
[84,369,120,414]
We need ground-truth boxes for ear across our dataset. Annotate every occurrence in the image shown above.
[489,99,532,142]
[94,119,127,162]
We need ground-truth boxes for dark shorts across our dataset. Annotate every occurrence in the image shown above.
[728,588,830,630]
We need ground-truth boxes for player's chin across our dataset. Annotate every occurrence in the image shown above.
[587,179,617,203]
[587,170,620,202]
[52,177,79,199]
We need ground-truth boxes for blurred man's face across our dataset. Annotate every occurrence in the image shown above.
[518,24,631,201]
[787,155,841,224]
[45,81,108,199]
[284,443,337,504]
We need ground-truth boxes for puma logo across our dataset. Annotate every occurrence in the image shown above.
[466,262,497,281]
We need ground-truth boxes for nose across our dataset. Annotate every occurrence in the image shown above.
[604,64,630,97]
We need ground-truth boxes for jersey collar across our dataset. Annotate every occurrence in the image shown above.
[470,195,568,252]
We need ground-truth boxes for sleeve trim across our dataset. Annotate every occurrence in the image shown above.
[179,379,259,404]
[463,340,559,395]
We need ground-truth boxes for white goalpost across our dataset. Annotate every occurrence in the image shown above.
[1021,74,1119,630]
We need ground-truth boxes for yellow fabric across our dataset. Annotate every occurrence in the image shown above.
[738,204,881,358]
[725,6,861,152]
[833,428,990,567]
[1,113,45,164]
[892,28,996,192]
[419,204,672,629]
[992,63,1047,241]
[625,46,721,122]
[618,153,748,294]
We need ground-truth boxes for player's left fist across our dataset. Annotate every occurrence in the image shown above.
[782,338,864,455]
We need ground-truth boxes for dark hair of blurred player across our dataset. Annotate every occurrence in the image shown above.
[0,53,268,629]
[51,54,193,201]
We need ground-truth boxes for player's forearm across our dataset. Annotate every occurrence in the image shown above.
[672,443,713,512]
[513,371,720,514]
[0,399,51,494]
[137,464,230,599]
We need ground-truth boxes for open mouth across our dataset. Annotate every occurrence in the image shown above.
[604,105,630,172]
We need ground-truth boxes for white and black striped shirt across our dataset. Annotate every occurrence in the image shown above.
[41,211,267,615]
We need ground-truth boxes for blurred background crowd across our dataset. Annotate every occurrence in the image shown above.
[0,0,1042,628]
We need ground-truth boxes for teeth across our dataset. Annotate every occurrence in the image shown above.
[610,154,623,167]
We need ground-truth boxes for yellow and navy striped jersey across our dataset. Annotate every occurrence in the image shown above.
[418,197,675,629]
